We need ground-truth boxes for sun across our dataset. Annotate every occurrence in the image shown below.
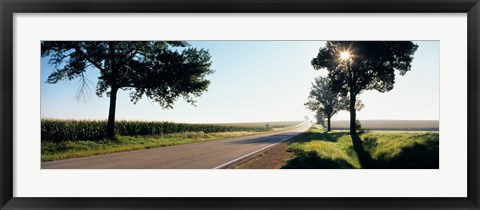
[340,51,351,60]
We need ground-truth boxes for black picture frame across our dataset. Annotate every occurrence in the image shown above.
[1,0,479,209]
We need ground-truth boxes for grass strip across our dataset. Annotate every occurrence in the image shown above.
[284,125,439,169]
[42,131,263,161]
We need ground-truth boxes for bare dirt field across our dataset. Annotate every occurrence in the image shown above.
[331,120,439,131]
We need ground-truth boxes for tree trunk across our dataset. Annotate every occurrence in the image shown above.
[348,61,357,135]
[106,87,118,139]
[106,42,118,139]
[327,116,331,132]
[349,92,356,135]
[347,61,363,150]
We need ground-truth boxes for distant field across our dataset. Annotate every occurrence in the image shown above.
[215,121,304,129]
[331,120,439,131]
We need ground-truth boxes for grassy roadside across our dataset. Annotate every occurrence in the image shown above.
[42,131,264,162]
[283,125,439,169]
[235,125,439,169]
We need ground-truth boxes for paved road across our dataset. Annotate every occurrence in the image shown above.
[42,123,311,169]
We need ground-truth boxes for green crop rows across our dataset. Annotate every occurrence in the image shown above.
[41,119,271,142]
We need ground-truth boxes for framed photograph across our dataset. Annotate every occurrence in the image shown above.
[1,0,479,209]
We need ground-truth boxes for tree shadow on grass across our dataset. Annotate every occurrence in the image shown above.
[375,140,439,169]
[351,134,439,169]
[351,134,378,169]
[283,132,439,169]
[282,151,355,169]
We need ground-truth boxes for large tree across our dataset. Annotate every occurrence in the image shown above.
[304,76,349,132]
[311,41,418,145]
[42,41,213,138]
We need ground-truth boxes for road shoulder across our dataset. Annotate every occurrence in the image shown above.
[230,140,295,169]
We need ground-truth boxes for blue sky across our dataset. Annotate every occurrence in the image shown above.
[40,41,439,123]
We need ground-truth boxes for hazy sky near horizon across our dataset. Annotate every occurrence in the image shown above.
[40,41,439,123]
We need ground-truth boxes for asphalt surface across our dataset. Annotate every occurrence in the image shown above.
[41,122,311,169]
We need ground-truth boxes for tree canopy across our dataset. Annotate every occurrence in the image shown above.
[311,41,418,97]
[311,41,417,136]
[42,41,213,138]
[304,76,349,132]
[314,110,325,127]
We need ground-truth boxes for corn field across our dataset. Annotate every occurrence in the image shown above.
[41,119,271,142]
